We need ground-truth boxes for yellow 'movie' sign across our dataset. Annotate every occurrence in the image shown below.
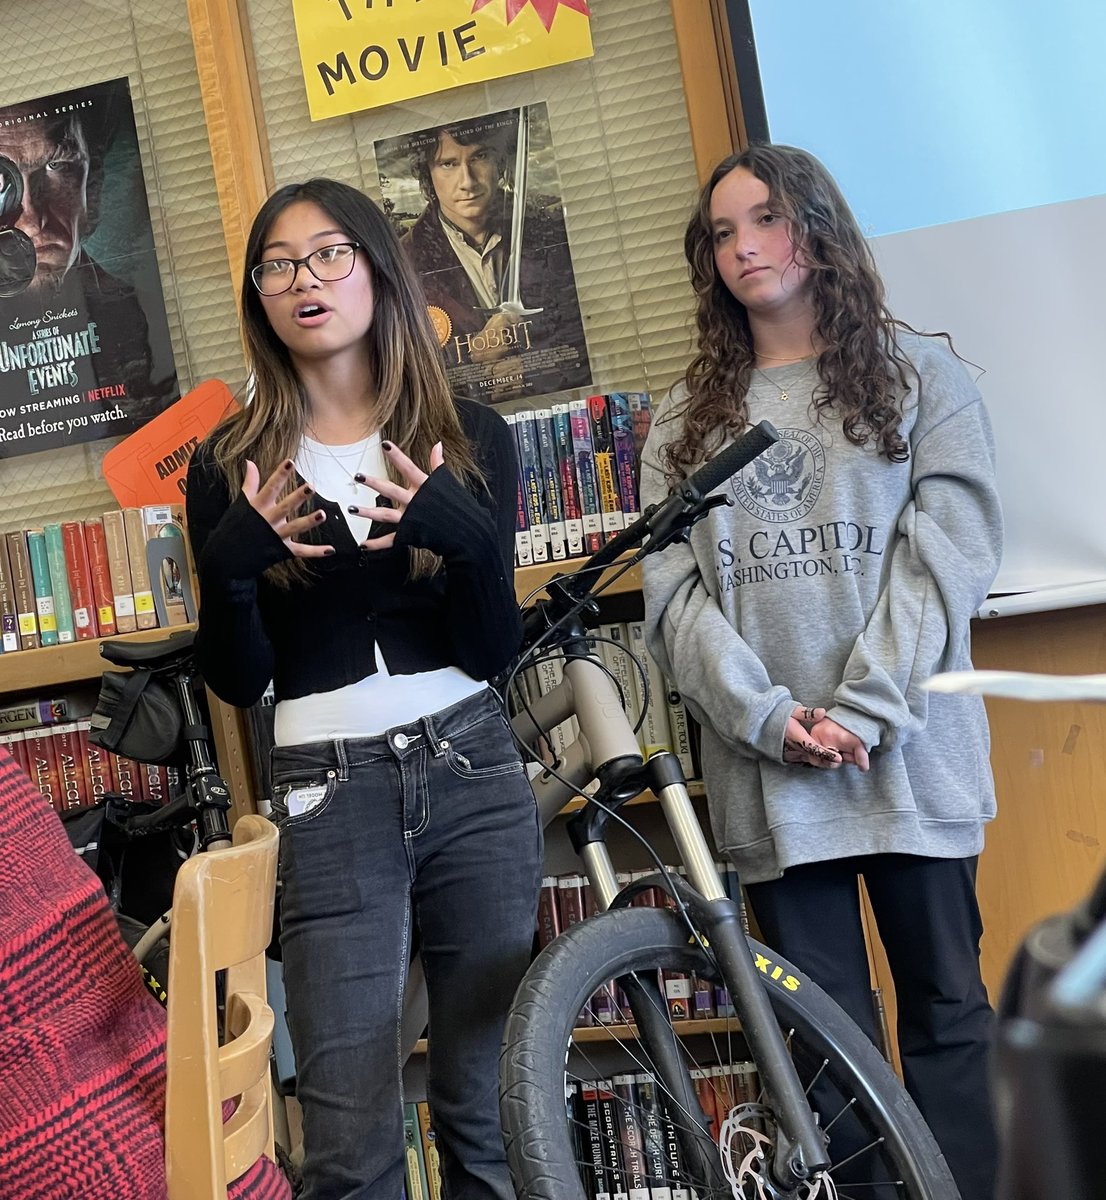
[293,0,594,121]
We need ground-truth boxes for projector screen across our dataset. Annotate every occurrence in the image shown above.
[735,0,1106,612]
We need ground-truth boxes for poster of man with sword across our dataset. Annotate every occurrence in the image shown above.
[375,103,592,403]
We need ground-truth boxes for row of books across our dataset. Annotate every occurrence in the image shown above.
[516,620,702,779]
[402,1100,442,1200]
[539,865,749,1028]
[568,1063,762,1200]
[504,391,653,568]
[0,504,190,652]
[0,717,175,811]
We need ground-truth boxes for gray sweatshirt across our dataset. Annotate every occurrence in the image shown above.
[640,331,1003,883]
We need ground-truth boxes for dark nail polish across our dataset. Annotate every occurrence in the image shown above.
[324,547,336,556]
[315,511,326,521]
[284,459,294,470]
[347,505,359,514]
[382,440,393,451]
[353,473,366,483]
[303,486,313,495]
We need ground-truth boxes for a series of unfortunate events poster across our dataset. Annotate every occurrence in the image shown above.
[0,78,179,460]
[376,103,591,404]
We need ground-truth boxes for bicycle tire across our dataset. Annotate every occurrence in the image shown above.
[501,905,960,1200]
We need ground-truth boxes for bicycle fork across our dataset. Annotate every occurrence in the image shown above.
[513,639,831,1192]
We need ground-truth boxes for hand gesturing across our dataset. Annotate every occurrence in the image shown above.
[349,440,446,552]
[242,459,333,558]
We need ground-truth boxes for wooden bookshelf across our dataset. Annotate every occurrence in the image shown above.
[571,1016,741,1044]
[0,624,198,694]
[514,558,642,606]
[411,1015,740,1057]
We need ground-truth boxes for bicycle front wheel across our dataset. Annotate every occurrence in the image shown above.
[501,905,959,1200]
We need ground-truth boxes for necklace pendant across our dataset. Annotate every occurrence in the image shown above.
[779,389,789,403]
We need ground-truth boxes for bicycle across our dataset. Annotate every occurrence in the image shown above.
[497,421,960,1200]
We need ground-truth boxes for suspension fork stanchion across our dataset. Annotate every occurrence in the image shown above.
[645,753,829,1187]
[173,670,232,849]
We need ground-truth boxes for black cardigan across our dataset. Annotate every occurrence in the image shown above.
[185,398,522,708]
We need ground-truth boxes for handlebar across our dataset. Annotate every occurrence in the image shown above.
[529,420,780,626]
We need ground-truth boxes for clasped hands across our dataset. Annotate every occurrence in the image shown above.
[242,440,444,556]
[783,705,870,772]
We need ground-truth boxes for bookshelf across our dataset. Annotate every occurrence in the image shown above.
[0,622,256,821]
[0,624,198,694]
[411,1015,740,1058]
[514,558,643,605]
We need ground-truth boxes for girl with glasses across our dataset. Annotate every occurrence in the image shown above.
[185,178,540,1200]
[640,145,1001,1200]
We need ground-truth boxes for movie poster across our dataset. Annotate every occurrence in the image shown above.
[376,103,592,404]
[0,78,179,460]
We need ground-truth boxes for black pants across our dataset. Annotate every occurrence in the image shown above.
[745,854,997,1200]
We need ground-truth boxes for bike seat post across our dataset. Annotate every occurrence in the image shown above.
[172,669,232,847]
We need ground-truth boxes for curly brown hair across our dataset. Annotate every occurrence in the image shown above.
[663,144,927,483]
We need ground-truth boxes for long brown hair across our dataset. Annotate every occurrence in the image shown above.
[207,178,481,581]
[664,144,920,482]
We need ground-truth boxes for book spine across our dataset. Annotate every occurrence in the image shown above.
[587,395,625,538]
[537,875,562,949]
[102,511,137,633]
[78,720,110,805]
[608,392,641,521]
[551,402,584,557]
[62,521,98,640]
[691,1068,720,1142]
[416,1101,443,1200]
[142,504,190,626]
[613,1073,651,1200]
[84,517,118,637]
[597,622,643,740]
[123,507,158,629]
[662,681,696,780]
[534,407,567,561]
[633,1074,673,1200]
[0,536,19,652]
[569,397,604,554]
[0,696,67,732]
[627,622,673,757]
[656,1090,691,1200]
[25,726,62,813]
[628,391,654,488]
[139,761,169,806]
[403,1102,429,1200]
[26,530,58,647]
[597,1080,629,1200]
[514,411,549,564]
[43,524,76,644]
[578,1082,611,1200]
[109,751,140,801]
[0,729,28,776]
[6,532,39,650]
[502,413,533,567]
[54,721,90,810]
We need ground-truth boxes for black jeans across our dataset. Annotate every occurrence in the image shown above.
[746,854,997,1200]
[271,689,542,1200]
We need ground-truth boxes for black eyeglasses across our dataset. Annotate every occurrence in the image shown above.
[250,242,361,296]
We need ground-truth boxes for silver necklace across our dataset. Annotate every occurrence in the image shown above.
[302,431,374,495]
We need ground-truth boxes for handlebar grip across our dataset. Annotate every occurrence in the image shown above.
[681,419,780,499]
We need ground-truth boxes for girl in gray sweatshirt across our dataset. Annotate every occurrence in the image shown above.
[641,144,1000,1200]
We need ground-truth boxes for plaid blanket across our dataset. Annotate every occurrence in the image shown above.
[0,751,289,1200]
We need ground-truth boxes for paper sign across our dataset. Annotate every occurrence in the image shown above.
[293,0,593,121]
[101,379,238,508]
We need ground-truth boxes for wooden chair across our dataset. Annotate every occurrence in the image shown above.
[165,813,283,1198]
